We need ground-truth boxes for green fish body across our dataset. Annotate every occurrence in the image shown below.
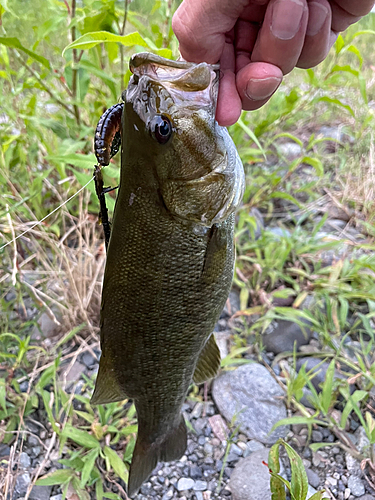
[91,53,245,497]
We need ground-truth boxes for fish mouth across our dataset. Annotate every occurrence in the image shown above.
[124,52,220,119]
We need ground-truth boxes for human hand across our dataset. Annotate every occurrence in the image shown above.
[172,0,375,125]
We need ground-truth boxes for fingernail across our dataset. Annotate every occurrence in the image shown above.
[245,76,282,101]
[271,0,305,40]
[306,2,328,36]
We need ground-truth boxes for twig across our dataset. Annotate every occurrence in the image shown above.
[120,0,129,85]
[14,50,75,117]
[71,0,81,126]
[5,204,17,286]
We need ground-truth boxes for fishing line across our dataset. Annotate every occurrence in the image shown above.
[0,178,94,251]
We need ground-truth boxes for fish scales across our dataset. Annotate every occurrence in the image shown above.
[92,53,245,497]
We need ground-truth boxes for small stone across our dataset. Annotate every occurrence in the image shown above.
[326,476,338,486]
[263,319,312,354]
[190,465,203,479]
[208,415,229,442]
[212,363,288,445]
[62,360,86,383]
[27,435,39,447]
[243,440,265,458]
[306,469,320,488]
[50,495,63,500]
[191,403,203,419]
[312,430,324,442]
[204,443,213,455]
[14,472,31,497]
[177,477,195,491]
[230,444,243,456]
[28,485,52,500]
[278,141,303,160]
[81,351,96,368]
[229,448,273,500]
[348,476,365,497]
[357,495,375,499]
[140,482,152,495]
[195,492,204,500]
[161,490,174,500]
[19,452,31,469]
[194,481,208,491]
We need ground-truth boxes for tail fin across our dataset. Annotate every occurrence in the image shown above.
[127,417,187,498]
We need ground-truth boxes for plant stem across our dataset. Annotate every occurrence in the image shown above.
[120,0,129,86]
[15,51,75,117]
[71,0,80,126]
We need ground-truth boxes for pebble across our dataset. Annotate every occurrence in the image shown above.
[212,363,288,444]
[306,468,320,488]
[13,472,31,497]
[19,452,31,469]
[229,448,273,500]
[312,430,324,442]
[194,481,208,491]
[177,477,195,491]
[263,319,312,354]
[348,476,365,497]
[50,495,63,500]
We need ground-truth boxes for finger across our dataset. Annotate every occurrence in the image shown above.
[329,1,362,32]
[235,18,260,72]
[333,0,375,16]
[172,0,248,63]
[216,41,242,126]
[251,0,309,75]
[297,0,332,68]
[236,62,283,111]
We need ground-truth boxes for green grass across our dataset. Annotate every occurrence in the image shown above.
[2,1,375,498]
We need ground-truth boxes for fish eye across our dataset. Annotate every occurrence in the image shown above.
[151,115,172,144]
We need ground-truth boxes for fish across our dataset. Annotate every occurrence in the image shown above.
[91,52,245,498]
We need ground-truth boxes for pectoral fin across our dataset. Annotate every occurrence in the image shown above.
[91,355,127,405]
[193,334,221,384]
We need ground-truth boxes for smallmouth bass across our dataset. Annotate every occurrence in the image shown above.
[92,53,245,497]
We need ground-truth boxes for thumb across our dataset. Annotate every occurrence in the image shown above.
[172,0,248,63]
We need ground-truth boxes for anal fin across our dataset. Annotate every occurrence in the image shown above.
[91,355,127,405]
[193,334,221,385]
[128,416,187,497]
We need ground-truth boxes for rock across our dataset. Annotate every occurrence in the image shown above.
[296,358,346,392]
[307,484,318,497]
[212,363,288,444]
[61,360,86,383]
[229,448,273,500]
[50,495,63,500]
[312,430,324,442]
[358,495,375,499]
[306,468,320,488]
[81,352,97,368]
[28,485,52,500]
[222,290,241,318]
[262,319,312,354]
[214,330,231,359]
[0,444,11,458]
[177,477,195,491]
[348,476,365,497]
[243,440,265,458]
[194,481,208,491]
[19,452,31,469]
[278,141,303,160]
[32,308,62,339]
[318,125,353,147]
[13,472,31,498]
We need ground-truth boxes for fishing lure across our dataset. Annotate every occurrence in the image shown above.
[93,103,124,247]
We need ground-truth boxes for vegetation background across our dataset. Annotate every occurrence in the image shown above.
[1,1,375,499]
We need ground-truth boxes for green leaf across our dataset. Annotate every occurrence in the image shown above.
[47,153,96,169]
[237,117,267,159]
[0,0,19,17]
[61,425,101,449]
[104,446,129,483]
[308,492,324,500]
[54,324,86,350]
[271,417,325,433]
[63,31,166,56]
[36,468,75,486]
[302,157,324,177]
[309,442,338,452]
[80,449,99,488]
[0,37,50,69]
[269,191,302,208]
[268,443,286,500]
[321,360,335,415]
[316,97,354,118]
[0,379,6,412]
[283,441,308,500]
[340,390,368,429]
